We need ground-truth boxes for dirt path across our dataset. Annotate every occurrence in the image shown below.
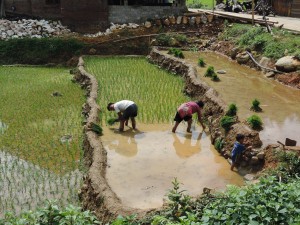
[189,8,300,32]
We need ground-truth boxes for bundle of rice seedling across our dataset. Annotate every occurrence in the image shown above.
[107,118,119,126]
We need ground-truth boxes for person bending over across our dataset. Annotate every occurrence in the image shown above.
[107,100,138,132]
[172,101,205,133]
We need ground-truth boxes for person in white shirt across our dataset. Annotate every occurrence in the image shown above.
[107,100,138,131]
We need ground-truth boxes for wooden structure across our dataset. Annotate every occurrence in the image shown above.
[272,0,300,18]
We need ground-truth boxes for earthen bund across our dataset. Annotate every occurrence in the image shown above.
[76,48,262,222]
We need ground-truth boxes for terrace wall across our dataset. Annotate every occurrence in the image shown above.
[75,57,149,223]
[147,48,263,168]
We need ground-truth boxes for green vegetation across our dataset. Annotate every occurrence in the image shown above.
[107,118,118,126]
[221,23,300,59]
[84,56,189,124]
[211,73,220,81]
[0,66,84,214]
[220,115,235,131]
[204,65,216,77]
[251,98,262,112]
[168,48,185,58]
[198,57,206,67]
[0,38,84,64]
[0,201,100,225]
[156,34,187,46]
[226,103,238,116]
[247,114,263,130]
[214,137,224,152]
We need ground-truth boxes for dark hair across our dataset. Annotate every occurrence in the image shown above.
[236,133,245,141]
[107,102,114,111]
[196,101,204,108]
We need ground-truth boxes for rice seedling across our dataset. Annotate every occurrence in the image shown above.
[0,66,85,215]
[198,58,206,67]
[204,65,216,77]
[250,98,262,112]
[107,118,119,126]
[84,56,189,124]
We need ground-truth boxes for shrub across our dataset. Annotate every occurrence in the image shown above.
[247,114,263,130]
[204,66,216,77]
[198,58,206,67]
[214,138,224,152]
[156,34,172,46]
[238,26,265,47]
[226,103,238,116]
[251,98,262,112]
[220,116,235,132]
[264,41,287,59]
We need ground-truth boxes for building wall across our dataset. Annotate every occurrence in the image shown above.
[291,0,300,17]
[61,0,109,32]
[108,5,187,24]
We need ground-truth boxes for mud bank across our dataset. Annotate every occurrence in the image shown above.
[74,57,149,223]
[147,48,263,168]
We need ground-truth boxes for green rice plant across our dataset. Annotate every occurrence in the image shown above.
[220,116,235,132]
[168,48,184,58]
[106,118,119,126]
[247,114,263,130]
[204,66,216,77]
[226,103,238,116]
[198,58,206,67]
[250,98,262,112]
[211,73,220,81]
[84,56,189,124]
[214,138,224,152]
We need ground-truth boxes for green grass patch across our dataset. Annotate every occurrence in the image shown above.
[0,66,85,173]
[220,23,300,59]
[84,56,189,124]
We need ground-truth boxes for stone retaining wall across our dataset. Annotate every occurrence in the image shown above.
[147,48,263,169]
[75,57,147,223]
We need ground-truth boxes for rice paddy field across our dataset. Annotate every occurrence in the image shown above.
[0,66,85,216]
[84,56,190,124]
[84,56,244,209]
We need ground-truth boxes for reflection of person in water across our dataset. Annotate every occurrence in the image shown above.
[106,128,145,157]
[172,132,202,158]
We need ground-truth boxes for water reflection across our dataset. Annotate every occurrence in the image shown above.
[172,132,202,158]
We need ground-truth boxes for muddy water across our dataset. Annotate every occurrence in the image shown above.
[104,123,244,209]
[183,51,300,145]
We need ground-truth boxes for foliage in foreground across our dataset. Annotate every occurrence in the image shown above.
[0,201,100,225]
[220,23,300,59]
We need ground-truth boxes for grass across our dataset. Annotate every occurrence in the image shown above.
[221,23,300,59]
[84,56,189,124]
[0,66,85,215]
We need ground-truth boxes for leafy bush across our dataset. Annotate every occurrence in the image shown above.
[0,38,84,64]
[201,177,300,224]
[204,66,216,77]
[0,201,101,225]
[214,138,224,152]
[276,151,300,180]
[226,103,238,116]
[247,114,263,130]
[263,41,287,59]
[238,26,265,47]
[198,58,206,67]
[250,98,262,112]
[220,116,235,132]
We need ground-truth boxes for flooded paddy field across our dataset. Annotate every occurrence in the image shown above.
[85,56,244,209]
[183,51,300,146]
[0,66,85,216]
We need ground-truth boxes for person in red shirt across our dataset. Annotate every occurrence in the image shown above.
[172,101,206,133]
